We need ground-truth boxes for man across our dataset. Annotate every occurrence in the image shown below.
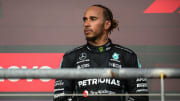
[54,4,149,101]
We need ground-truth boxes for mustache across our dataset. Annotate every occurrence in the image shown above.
[84,28,93,31]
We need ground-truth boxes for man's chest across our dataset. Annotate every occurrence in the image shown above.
[75,51,125,69]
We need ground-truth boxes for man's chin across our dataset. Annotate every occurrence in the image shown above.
[85,36,97,42]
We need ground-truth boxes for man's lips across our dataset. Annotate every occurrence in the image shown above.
[84,29,92,34]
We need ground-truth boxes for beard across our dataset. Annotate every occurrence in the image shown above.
[85,32,104,42]
[85,35,98,42]
[85,30,104,42]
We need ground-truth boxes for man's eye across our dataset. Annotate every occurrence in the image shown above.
[83,17,87,22]
[90,17,97,21]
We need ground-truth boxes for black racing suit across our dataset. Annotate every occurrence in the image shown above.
[54,40,149,101]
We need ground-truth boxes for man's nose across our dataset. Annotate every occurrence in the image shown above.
[83,20,90,27]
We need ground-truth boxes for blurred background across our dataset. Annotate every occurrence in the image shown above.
[0,0,180,101]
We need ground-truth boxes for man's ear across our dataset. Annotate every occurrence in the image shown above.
[104,20,111,30]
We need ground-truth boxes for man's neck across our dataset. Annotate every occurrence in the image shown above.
[87,35,109,46]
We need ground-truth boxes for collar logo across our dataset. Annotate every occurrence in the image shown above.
[79,53,87,60]
[99,47,104,52]
[112,53,119,60]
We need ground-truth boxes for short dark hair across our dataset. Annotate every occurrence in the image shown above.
[92,4,119,34]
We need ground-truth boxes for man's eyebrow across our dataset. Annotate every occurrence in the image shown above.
[83,16,98,21]
[89,16,97,18]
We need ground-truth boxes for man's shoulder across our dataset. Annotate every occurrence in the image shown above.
[112,44,136,55]
[64,45,86,56]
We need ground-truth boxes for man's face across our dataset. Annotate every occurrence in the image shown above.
[83,6,105,41]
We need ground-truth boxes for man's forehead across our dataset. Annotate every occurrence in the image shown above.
[84,6,104,17]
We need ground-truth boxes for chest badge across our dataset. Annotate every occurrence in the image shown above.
[79,53,87,60]
[112,52,119,60]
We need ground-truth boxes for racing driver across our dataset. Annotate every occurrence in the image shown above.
[54,4,149,101]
